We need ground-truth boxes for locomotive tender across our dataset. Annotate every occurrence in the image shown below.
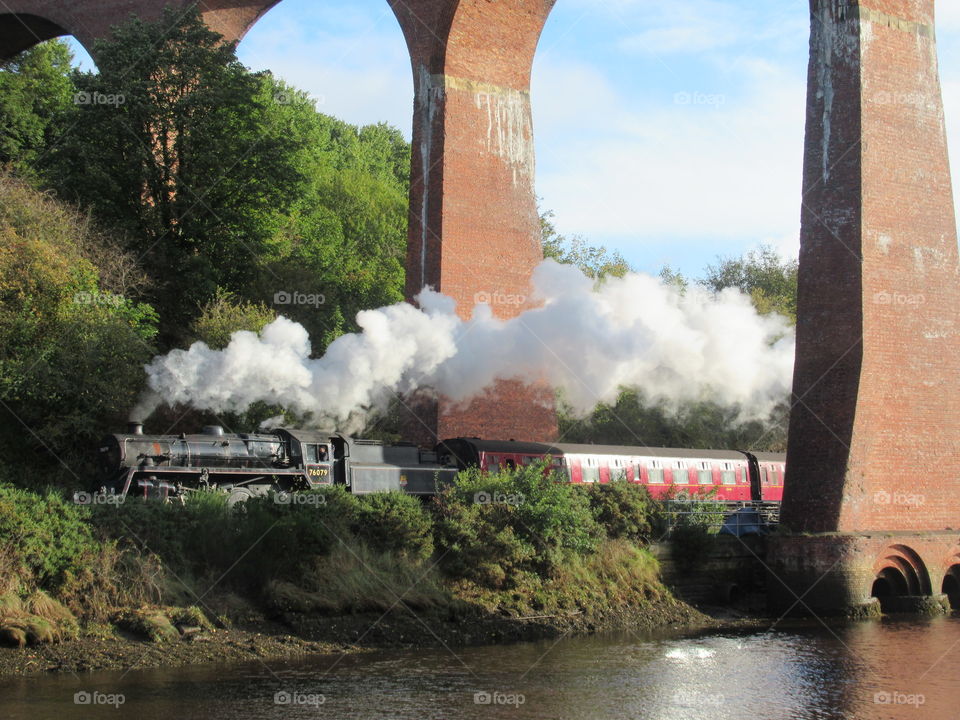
[98,423,786,505]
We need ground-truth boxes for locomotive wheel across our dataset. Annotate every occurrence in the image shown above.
[226,488,254,508]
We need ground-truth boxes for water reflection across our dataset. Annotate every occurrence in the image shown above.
[1,615,958,720]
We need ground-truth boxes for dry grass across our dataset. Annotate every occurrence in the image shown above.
[57,542,167,623]
[264,543,450,615]
[0,591,79,647]
[113,607,180,643]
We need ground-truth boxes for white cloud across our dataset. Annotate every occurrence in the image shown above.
[533,56,806,248]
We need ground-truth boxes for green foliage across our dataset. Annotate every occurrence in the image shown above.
[654,491,727,568]
[433,461,603,588]
[263,543,449,615]
[0,483,99,589]
[701,244,798,323]
[0,40,75,171]
[541,208,630,280]
[0,174,157,481]
[584,481,654,544]
[39,8,307,344]
[353,492,434,560]
[559,388,787,452]
[190,288,276,350]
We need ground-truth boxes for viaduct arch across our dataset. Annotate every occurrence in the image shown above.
[3,1,960,615]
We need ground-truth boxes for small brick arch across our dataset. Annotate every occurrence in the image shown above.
[871,544,932,598]
[941,549,960,608]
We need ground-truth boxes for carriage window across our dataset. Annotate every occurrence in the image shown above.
[505,458,516,470]
[721,462,736,485]
[697,461,712,484]
[761,467,770,485]
[674,462,688,483]
[522,455,534,466]
[647,466,664,484]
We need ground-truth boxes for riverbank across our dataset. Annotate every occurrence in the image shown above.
[0,596,715,677]
[1,468,737,677]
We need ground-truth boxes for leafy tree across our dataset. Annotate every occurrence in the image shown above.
[701,245,798,322]
[248,84,409,353]
[540,208,630,279]
[0,173,157,484]
[41,7,307,345]
[190,288,275,351]
[0,40,74,170]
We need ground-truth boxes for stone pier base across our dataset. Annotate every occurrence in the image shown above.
[767,532,960,618]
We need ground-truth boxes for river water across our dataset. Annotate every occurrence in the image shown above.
[2,615,959,720]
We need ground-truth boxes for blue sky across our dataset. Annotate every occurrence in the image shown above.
[67,0,960,278]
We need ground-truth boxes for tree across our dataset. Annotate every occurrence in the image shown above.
[0,40,74,171]
[0,173,158,484]
[41,8,307,346]
[540,208,631,280]
[701,245,798,323]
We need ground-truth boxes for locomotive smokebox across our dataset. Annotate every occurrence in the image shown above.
[127,422,144,435]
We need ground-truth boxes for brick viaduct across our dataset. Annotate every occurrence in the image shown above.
[1,0,958,616]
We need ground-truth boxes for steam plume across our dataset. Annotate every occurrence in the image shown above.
[134,260,795,427]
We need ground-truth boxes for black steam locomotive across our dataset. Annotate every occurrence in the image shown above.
[97,422,457,505]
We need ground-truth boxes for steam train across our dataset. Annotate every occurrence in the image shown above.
[97,422,786,506]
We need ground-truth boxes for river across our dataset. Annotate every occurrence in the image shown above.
[2,615,958,719]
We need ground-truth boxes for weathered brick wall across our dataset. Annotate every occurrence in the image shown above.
[392,0,559,445]
[784,0,960,534]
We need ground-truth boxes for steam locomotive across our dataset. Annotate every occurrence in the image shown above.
[97,422,786,506]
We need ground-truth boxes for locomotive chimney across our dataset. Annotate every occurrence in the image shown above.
[203,425,225,436]
[128,421,144,435]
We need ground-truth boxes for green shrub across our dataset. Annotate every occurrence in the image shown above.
[354,491,433,560]
[585,481,654,543]
[433,461,603,588]
[0,483,100,589]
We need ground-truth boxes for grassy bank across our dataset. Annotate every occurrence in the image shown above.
[0,462,705,661]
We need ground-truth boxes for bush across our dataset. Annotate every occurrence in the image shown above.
[433,461,603,588]
[585,481,654,544]
[353,492,433,560]
[0,483,100,589]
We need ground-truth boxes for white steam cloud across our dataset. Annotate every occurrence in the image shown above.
[134,260,795,428]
